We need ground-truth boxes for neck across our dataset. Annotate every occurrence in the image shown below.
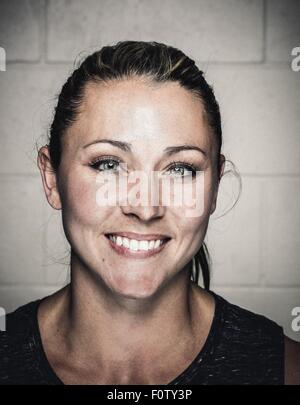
[41,253,213,383]
[68,259,197,353]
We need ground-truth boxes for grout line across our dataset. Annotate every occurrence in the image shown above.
[201,61,291,70]
[44,0,49,64]
[40,0,47,63]
[262,0,267,63]
[41,198,50,286]
[0,173,40,178]
[5,61,71,69]
[212,285,300,291]
[259,178,267,287]
[0,284,65,289]
[239,173,300,178]
[5,60,41,65]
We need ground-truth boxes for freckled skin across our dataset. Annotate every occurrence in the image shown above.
[37,77,226,384]
[52,78,225,299]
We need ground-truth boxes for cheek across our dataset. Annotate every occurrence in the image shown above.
[61,172,112,226]
[169,173,214,220]
[169,175,213,252]
[179,216,208,244]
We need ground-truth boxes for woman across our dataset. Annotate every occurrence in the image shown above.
[0,41,299,385]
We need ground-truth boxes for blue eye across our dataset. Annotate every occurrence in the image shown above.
[167,162,198,178]
[89,158,199,178]
[90,157,120,173]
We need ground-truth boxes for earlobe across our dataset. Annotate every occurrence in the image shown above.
[37,146,62,210]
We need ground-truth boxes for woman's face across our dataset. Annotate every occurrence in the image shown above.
[44,78,224,299]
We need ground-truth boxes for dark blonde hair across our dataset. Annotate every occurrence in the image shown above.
[48,40,225,289]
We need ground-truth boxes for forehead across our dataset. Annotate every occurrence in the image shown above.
[67,77,211,150]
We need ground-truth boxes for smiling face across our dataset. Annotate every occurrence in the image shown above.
[39,77,225,299]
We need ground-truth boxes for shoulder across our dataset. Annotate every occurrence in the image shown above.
[0,299,39,349]
[284,335,300,385]
[211,292,284,384]
[1,299,39,335]
[217,294,284,344]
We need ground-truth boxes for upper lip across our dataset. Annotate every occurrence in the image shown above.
[105,232,171,241]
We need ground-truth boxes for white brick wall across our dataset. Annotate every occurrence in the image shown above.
[266,0,300,62]
[0,0,299,341]
[0,0,42,61]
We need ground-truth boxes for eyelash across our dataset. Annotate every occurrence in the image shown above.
[89,157,199,177]
[166,161,199,177]
[89,156,122,172]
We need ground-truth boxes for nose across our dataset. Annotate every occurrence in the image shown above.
[121,201,165,222]
[119,172,166,222]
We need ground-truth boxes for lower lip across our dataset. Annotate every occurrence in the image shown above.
[105,235,171,259]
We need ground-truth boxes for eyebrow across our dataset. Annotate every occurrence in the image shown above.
[83,139,207,157]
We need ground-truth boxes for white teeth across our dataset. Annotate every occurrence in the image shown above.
[139,240,149,250]
[154,240,161,249]
[108,235,167,252]
[123,237,130,248]
[130,239,139,251]
[149,240,155,249]
[116,236,123,247]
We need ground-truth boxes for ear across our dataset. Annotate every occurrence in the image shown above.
[210,154,225,215]
[37,146,62,210]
